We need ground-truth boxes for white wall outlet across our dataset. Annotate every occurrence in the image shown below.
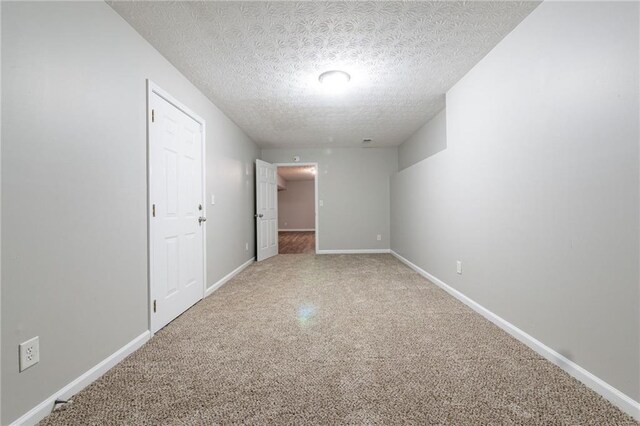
[319,200,324,207]
[211,194,215,205]
[456,261,463,275]
[245,242,249,251]
[19,336,40,372]
[377,234,382,241]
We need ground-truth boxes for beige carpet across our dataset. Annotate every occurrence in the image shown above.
[40,254,636,425]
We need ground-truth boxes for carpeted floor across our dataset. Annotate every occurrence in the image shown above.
[40,254,636,425]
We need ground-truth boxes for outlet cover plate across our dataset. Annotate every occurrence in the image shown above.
[19,336,40,372]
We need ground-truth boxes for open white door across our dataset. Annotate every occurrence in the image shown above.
[149,84,206,333]
[255,159,278,261]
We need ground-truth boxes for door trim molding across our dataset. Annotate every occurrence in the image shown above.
[146,80,207,336]
[273,162,319,254]
[390,250,640,421]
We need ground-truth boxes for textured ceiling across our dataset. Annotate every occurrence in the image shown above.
[278,166,316,182]
[109,1,540,148]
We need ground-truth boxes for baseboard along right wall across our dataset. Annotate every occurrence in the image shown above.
[391,0,640,418]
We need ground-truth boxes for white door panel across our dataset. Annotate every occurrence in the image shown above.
[150,91,205,333]
[256,159,278,261]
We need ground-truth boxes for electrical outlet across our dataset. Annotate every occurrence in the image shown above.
[456,261,462,275]
[19,336,39,372]
[319,200,324,207]
[376,234,382,241]
[245,242,249,251]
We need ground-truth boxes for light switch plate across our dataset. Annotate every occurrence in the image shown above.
[211,194,215,205]
[456,261,462,275]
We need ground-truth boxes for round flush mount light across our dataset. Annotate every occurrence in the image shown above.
[318,70,351,91]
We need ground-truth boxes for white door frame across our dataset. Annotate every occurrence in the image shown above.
[274,162,319,254]
[146,80,207,335]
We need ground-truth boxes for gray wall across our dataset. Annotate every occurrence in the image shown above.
[1,2,258,423]
[278,180,315,231]
[398,109,447,171]
[391,1,639,401]
[262,148,397,251]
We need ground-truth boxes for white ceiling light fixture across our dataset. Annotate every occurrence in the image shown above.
[318,70,350,92]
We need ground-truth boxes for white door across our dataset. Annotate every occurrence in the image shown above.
[256,159,278,261]
[149,90,205,333]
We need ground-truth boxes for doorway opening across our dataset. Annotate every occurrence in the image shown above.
[276,164,318,254]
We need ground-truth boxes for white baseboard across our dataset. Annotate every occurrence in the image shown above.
[317,249,391,254]
[278,229,315,232]
[11,257,256,425]
[390,250,640,421]
[11,331,151,426]
[205,257,255,298]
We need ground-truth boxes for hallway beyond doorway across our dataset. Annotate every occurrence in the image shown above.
[279,231,315,254]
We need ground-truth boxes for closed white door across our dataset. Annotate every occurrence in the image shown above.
[149,90,205,333]
[255,159,278,261]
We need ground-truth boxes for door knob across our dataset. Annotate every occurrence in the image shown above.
[198,217,207,225]
[255,213,264,218]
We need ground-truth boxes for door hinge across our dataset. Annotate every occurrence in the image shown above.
[153,299,157,313]
[151,109,155,123]
[152,204,156,217]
